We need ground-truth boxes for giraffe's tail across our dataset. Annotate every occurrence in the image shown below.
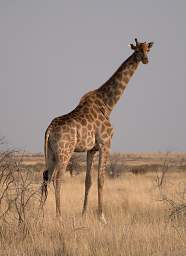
[44,127,50,168]
[40,172,48,207]
[40,127,50,206]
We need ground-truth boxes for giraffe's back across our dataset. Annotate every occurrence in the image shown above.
[46,90,113,153]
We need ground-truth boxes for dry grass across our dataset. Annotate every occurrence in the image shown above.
[0,171,186,256]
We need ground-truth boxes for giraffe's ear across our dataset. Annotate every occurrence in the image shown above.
[129,44,136,50]
[148,42,154,49]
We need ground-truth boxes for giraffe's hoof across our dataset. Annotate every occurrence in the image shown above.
[99,213,107,225]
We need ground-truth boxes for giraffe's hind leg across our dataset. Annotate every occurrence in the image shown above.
[54,144,75,218]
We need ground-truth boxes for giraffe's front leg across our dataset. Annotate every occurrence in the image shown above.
[97,142,110,224]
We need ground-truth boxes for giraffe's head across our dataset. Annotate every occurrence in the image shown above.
[129,38,153,64]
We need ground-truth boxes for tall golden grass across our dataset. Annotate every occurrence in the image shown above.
[0,171,186,256]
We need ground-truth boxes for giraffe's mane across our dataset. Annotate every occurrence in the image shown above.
[79,90,95,104]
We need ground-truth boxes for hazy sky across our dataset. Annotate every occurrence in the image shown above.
[0,0,186,153]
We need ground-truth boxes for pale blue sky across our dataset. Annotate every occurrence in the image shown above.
[0,0,185,152]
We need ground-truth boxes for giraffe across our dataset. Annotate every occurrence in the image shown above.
[41,38,153,223]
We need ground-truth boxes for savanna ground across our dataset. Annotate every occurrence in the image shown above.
[0,152,186,256]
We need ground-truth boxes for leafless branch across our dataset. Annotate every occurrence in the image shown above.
[154,152,186,220]
[0,139,41,229]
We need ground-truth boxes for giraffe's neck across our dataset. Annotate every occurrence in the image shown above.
[97,53,140,115]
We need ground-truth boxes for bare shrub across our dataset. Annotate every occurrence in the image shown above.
[154,154,186,220]
[109,153,127,178]
[0,142,41,228]
[67,153,86,176]
[109,161,123,178]
[129,166,147,175]
[0,148,15,220]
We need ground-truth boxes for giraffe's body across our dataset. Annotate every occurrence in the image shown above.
[46,90,113,154]
[42,39,153,222]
